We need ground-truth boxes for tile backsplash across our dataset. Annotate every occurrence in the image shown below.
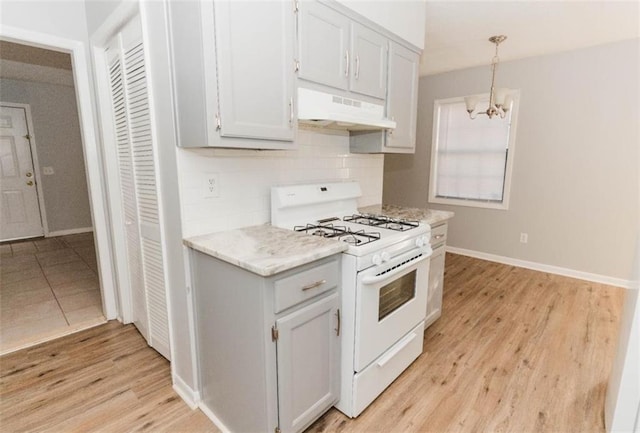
[177,129,384,237]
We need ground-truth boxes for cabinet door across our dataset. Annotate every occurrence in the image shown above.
[169,0,220,147]
[276,294,340,433]
[350,23,387,99]
[298,1,350,91]
[386,41,419,150]
[426,244,445,327]
[214,1,296,141]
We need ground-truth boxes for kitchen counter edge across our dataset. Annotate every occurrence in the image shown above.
[184,224,348,277]
[359,204,455,226]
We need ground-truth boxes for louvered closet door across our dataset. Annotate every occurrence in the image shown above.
[106,15,171,360]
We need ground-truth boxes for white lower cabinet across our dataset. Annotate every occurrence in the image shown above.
[426,222,448,328]
[276,294,341,433]
[190,251,341,433]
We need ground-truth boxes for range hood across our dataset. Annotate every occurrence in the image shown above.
[297,88,396,131]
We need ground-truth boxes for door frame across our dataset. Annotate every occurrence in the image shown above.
[89,1,140,326]
[0,101,49,239]
[0,26,119,320]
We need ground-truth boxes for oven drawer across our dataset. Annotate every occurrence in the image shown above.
[430,223,447,247]
[352,321,424,417]
[274,260,340,313]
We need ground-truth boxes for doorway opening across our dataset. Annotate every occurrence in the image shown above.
[0,41,106,354]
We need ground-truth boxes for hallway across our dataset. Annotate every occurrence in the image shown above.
[0,233,105,355]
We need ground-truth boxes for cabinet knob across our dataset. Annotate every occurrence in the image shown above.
[26,180,34,186]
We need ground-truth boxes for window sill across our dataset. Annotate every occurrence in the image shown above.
[428,196,510,210]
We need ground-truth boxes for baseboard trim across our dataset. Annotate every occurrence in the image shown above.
[172,375,200,410]
[446,246,632,289]
[47,227,93,237]
[198,403,232,433]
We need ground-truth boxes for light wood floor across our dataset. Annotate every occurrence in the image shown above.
[0,254,625,432]
[0,321,216,432]
[308,254,625,433]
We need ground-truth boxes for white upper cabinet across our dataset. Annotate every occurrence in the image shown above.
[169,0,296,149]
[350,41,420,154]
[169,0,420,151]
[298,1,387,100]
[386,41,419,151]
[214,1,296,142]
[350,23,387,99]
[297,2,350,91]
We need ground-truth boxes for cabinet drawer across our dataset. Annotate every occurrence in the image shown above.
[430,223,448,247]
[352,321,424,416]
[274,260,339,313]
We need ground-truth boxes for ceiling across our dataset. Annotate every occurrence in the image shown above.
[420,1,640,76]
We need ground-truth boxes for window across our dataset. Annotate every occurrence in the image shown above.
[428,92,519,210]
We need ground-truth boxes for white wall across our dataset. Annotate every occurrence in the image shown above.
[336,0,426,49]
[384,39,639,282]
[1,77,92,233]
[0,1,89,42]
[178,128,384,237]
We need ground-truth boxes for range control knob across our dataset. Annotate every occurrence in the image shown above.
[372,254,382,266]
[416,237,425,247]
[381,252,390,262]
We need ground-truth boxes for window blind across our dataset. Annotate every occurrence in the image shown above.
[435,99,512,202]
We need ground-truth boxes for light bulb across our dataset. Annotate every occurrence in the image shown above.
[464,96,478,112]
[494,88,508,106]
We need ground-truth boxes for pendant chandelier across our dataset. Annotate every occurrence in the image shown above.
[465,35,513,119]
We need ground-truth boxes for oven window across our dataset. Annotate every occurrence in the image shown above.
[379,270,416,320]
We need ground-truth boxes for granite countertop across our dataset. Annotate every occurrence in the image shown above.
[359,204,455,226]
[184,224,347,277]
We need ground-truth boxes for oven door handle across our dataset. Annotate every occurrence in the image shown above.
[361,254,429,285]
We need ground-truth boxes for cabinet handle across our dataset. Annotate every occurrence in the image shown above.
[345,50,350,77]
[335,308,341,336]
[301,279,326,291]
[355,55,360,79]
[289,97,294,126]
[433,234,445,240]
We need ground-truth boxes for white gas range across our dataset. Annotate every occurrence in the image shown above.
[271,181,432,417]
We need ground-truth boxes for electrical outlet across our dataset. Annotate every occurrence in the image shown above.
[520,233,528,244]
[42,166,54,175]
[203,173,220,198]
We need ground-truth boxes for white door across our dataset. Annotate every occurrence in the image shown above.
[102,14,171,359]
[0,105,43,241]
[106,34,149,343]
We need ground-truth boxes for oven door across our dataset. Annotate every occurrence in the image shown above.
[354,247,430,372]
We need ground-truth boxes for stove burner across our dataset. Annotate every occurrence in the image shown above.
[337,229,381,245]
[343,213,419,231]
[294,223,381,246]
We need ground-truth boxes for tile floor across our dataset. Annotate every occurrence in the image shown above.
[0,233,106,355]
